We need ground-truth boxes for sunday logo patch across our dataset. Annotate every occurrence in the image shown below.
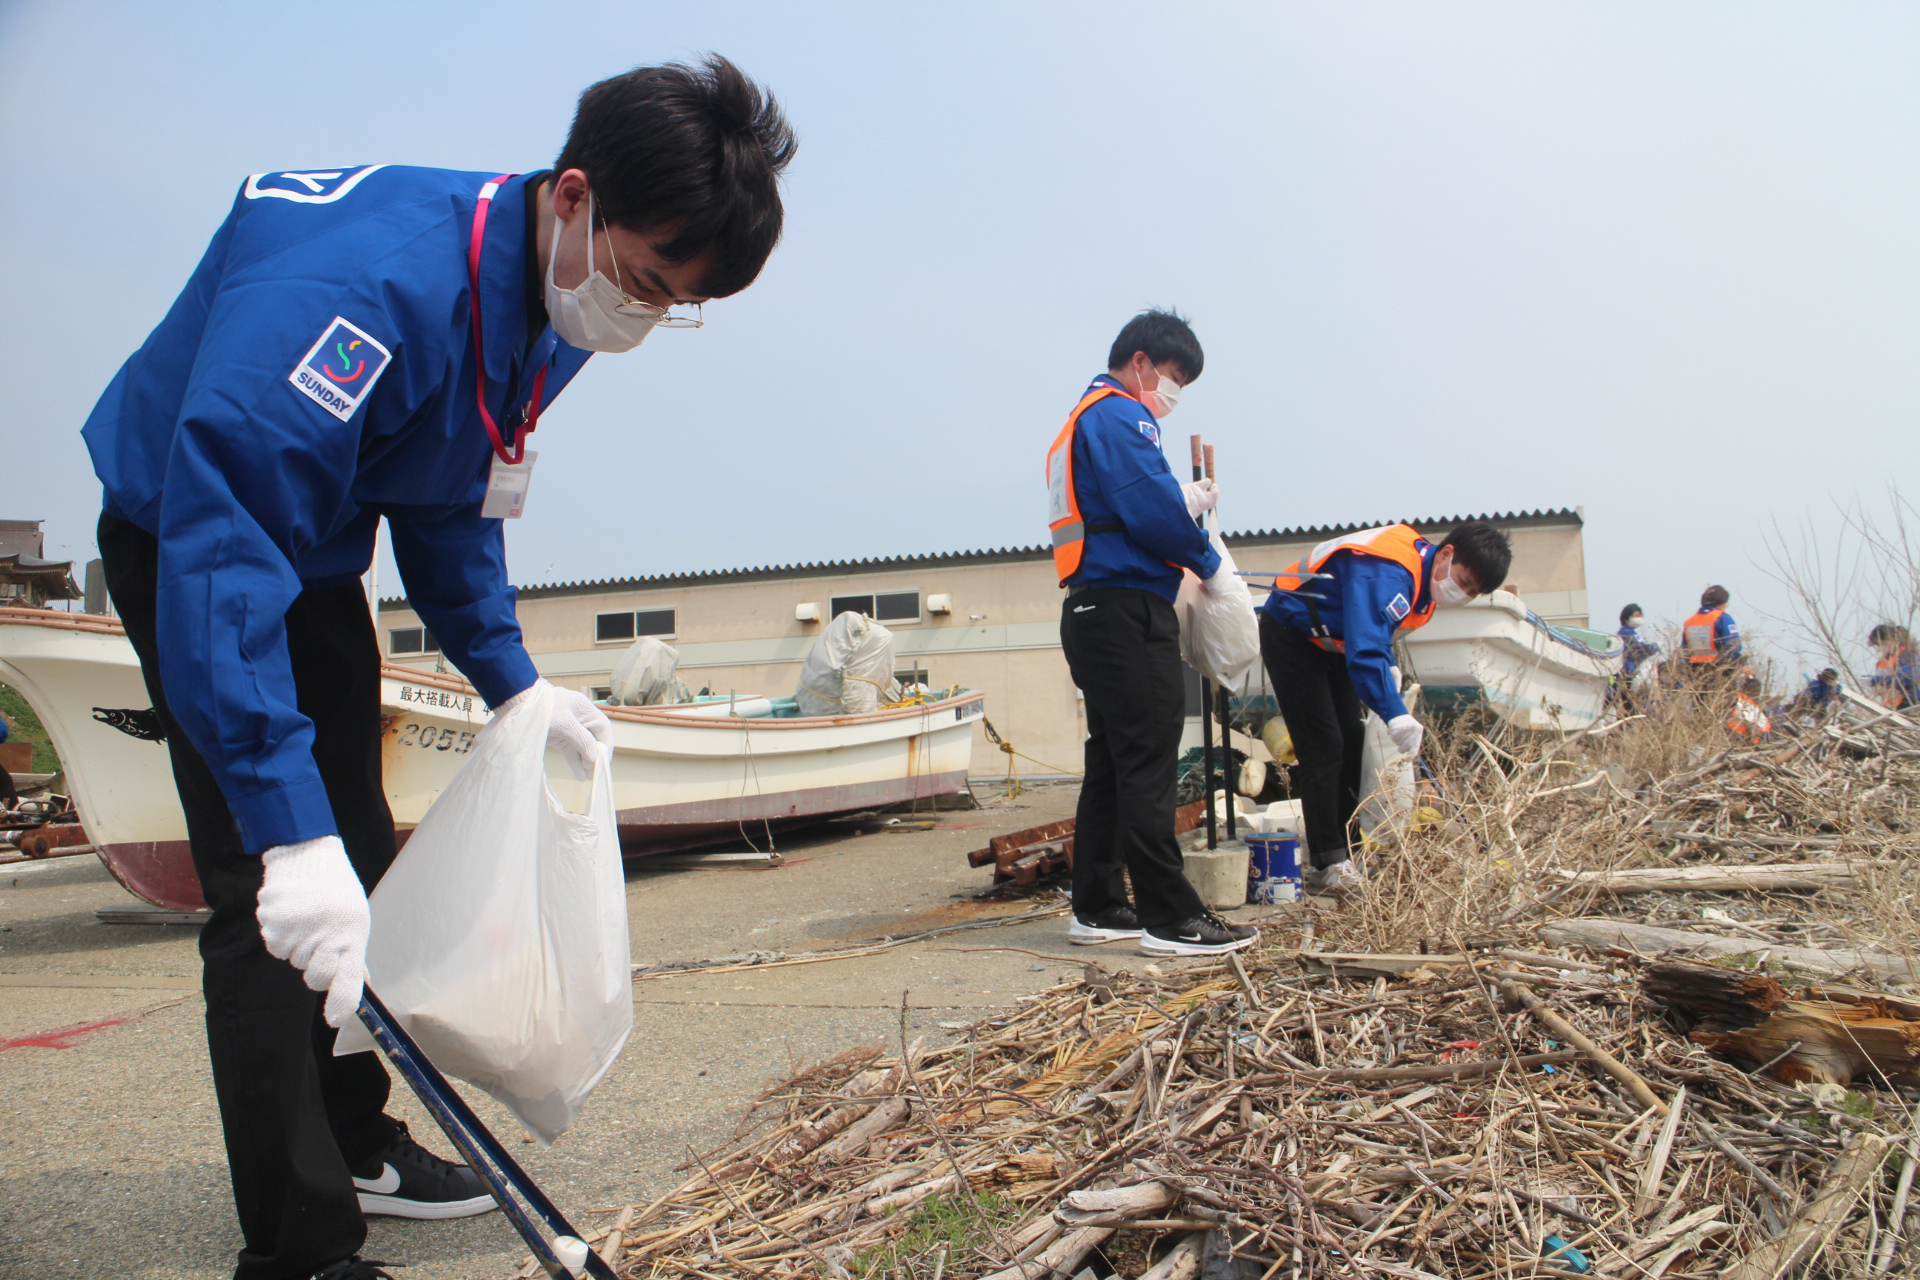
[290,318,392,422]
[1384,593,1412,623]
[1137,419,1160,444]
[244,165,386,204]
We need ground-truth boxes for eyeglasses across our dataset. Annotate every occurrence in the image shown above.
[612,299,704,328]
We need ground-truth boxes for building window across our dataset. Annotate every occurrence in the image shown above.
[596,609,675,642]
[589,686,612,702]
[389,627,439,656]
[830,591,920,623]
[895,666,929,689]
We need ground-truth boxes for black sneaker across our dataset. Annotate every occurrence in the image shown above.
[311,1259,397,1280]
[351,1121,496,1220]
[1139,911,1259,956]
[1068,904,1142,945]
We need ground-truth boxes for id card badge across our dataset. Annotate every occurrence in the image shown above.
[481,451,537,519]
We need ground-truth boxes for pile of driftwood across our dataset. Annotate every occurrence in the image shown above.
[551,691,1920,1279]
[548,944,1916,1280]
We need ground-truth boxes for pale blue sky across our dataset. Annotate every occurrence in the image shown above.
[3,3,1916,672]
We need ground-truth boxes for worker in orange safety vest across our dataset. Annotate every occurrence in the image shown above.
[1681,585,1743,671]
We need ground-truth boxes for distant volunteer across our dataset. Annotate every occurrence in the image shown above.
[80,60,794,1280]
[1868,624,1918,710]
[1681,586,1743,673]
[1047,310,1257,957]
[1259,522,1511,895]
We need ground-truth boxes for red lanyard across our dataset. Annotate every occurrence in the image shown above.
[469,174,549,465]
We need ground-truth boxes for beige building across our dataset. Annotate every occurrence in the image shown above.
[379,509,1590,779]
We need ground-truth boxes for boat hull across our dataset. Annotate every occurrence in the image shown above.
[1,609,979,910]
[1400,593,1622,733]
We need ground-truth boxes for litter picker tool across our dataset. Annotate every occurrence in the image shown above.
[1190,434,1218,850]
[356,989,617,1279]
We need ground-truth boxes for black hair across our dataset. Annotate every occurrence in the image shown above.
[1438,522,1512,594]
[1620,603,1643,626]
[554,55,797,298]
[1701,585,1730,610]
[1106,309,1204,382]
[1869,623,1911,646]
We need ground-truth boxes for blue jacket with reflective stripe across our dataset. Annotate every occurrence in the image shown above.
[82,165,591,854]
[1061,375,1220,601]
[1260,546,1434,721]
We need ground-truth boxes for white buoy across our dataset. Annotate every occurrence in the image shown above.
[552,1235,591,1274]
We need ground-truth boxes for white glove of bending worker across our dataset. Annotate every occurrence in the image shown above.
[1181,477,1218,518]
[499,679,614,779]
[257,835,369,1028]
[1386,714,1425,758]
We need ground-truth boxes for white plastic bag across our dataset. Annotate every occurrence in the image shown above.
[334,682,632,1145]
[1356,709,1416,848]
[1176,525,1261,686]
[795,612,900,715]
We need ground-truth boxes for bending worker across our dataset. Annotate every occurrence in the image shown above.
[1047,309,1256,957]
[1259,522,1511,894]
[1682,585,1743,672]
[80,59,794,1280]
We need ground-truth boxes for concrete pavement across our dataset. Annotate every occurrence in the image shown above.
[0,784,1261,1279]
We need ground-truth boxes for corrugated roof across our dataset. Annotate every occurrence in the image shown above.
[379,508,1581,607]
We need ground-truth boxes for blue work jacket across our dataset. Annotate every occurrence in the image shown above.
[82,165,592,854]
[1618,625,1660,678]
[1060,375,1220,601]
[1261,546,1434,721]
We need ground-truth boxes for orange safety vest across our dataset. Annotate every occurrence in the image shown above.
[1272,524,1437,653]
[1683,609,1724,664]
[1876,646,1911,709]
[1045,384,1133,583]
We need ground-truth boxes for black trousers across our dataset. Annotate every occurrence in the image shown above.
[1259,613,1363,869]
[1059,587,1205,931]
[99,514,400,1280]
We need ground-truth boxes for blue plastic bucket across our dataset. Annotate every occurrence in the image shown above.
[1246,831,1301,904]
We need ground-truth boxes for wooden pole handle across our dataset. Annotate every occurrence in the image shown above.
[1203,444,1216,481]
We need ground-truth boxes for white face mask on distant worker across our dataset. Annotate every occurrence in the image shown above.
[544,191,661,353]
[1434,573,1472,608]
[1143,363,1181,417]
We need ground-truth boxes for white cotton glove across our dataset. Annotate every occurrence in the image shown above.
[1181,477,1218,518]
[257,835,370,1029]
[1387,714,1425,758]
[499,679,614,780]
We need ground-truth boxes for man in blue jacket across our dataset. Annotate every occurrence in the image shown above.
[1258,521,1511,894]
[82,58,795,1280]
[1047,310,1257,957]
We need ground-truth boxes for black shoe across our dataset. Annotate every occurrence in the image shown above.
[311,1259,397,1280]
[351,1121,497,1220]
[1068,904,1142,945]
[1139,911,1259,956]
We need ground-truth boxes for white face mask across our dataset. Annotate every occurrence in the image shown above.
[1433,573,1472,608]
[544,191,661,353]
[1142,362,1181,417]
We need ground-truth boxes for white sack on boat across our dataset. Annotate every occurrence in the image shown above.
[1175,524,1261,687]
[608,636,692,706]
[796,612,900,716]
[334,681,632,1145]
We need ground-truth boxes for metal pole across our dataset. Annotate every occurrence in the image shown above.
[1190,435,1216,851]
[1219,683,1236,841]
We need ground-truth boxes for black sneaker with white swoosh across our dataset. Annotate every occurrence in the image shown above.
[1138,911,1258,956]
[350,1121,497,1220]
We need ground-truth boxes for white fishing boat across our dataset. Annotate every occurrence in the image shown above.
[1399,591,1622,732]
[0,607,980,911]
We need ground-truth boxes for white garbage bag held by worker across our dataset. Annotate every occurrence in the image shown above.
[80,57,796,1279]
[1255,522,1512,897]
